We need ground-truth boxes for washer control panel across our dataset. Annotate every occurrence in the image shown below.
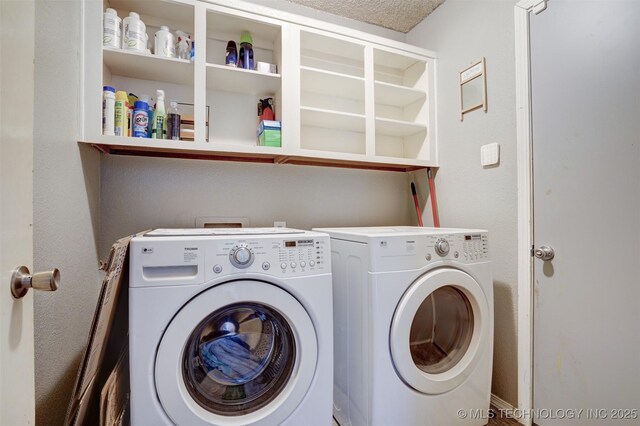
[207,233,329,278]
[229,244,255,268]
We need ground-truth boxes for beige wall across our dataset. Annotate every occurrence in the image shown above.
[33,1,102,425]
[32,1,409,424]
[407,0,519,406]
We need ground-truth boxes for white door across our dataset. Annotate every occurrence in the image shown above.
[531,1,640,423]
[0,0,36,424]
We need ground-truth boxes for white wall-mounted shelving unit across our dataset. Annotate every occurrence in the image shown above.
[81,0,438,172]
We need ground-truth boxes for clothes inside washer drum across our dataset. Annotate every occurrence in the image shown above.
[199,335,264,383]
[182,303,296,415]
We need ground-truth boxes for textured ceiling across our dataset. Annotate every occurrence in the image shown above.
[284,0,446,33]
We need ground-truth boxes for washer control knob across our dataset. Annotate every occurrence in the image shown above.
[435,238,450,257]
[229,245,254,268]
[425,253,432,261]
[300,261,306,268]
[213,264,223,274]
[262,262,270,270]
[309,260,316,267]
[291,262,297,269]
[280,262,287,269]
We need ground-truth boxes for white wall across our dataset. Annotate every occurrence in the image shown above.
[33,1,410,424]
[407,0,519,406]
[100,157,412,255]
[33,1,102,425]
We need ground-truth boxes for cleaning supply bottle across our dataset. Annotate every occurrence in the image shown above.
[154,26,175,58]
[139,94,154,137]
[114,91,128,136]
[122,12,146,52]
[152,89,166,139]
[238,31,254,70]
[102,86,116,136]
[175,31,191,60]
[127,93,138,137]
[132,100,149,137]
[103,8,121,48]
[225,41,237,67]
[167,101,181,141]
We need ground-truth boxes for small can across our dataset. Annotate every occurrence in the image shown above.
[132,100,149,137]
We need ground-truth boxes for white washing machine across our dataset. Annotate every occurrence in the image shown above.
[313,226,493,426]
[129,228,333,426]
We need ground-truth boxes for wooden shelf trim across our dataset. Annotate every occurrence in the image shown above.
[83,141,429,172]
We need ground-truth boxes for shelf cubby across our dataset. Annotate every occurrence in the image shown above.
[206,63,280,95]
[103,48,193,86]
[300,30,365,78]
[204,7,282,148]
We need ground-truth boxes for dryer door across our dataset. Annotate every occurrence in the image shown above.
[155,280,318,426]
[390,268,489,394]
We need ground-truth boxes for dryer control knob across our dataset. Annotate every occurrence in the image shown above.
[230,245,254,268]
[435,238,450,257]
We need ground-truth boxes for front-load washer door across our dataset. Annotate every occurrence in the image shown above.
[389,268,489,395]
[155,280,318,426]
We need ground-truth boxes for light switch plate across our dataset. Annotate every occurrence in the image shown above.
[481,143,500,167]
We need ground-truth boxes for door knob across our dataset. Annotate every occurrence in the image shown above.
[534,246,555,261]
[10,266,60,299]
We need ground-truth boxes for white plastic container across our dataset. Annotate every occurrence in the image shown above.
[154,26,176,58]
[175,30,191,60]
[103,8,121,48]
[122,12,146,52]
[102,86,116,136]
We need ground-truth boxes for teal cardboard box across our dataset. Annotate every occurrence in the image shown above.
[257,120,281,147]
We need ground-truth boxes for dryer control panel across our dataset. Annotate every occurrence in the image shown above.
[424,233,489,262]
[367,231,489,272]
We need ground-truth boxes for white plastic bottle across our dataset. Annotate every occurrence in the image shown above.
[152,90,166,139]
[154,26,176,58]
[103,8,121,48]
[102,86,116,136]
[122,12,146,52]
[175,30,191,60]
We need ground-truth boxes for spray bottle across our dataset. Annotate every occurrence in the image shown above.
[152,89,166,139]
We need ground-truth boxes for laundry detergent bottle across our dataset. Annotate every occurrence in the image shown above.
[238,31,254,70]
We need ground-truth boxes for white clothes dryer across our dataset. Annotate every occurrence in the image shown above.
[313,227,493,426]
[129,228,333,426]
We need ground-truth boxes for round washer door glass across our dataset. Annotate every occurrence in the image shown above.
[390,268,489,395]
[409,286,473,374]
[155,280,318,426]
[183,303,295,415]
